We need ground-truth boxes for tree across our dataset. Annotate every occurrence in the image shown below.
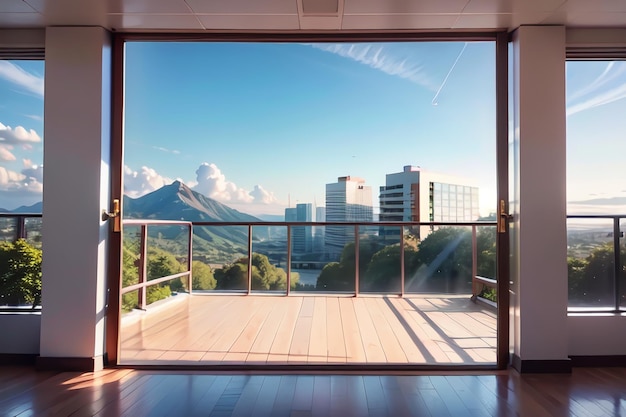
[0,239,42,308]
[192,260,216,290]
[215,253,298,291]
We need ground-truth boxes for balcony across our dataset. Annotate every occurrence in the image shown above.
[118,219,499,366]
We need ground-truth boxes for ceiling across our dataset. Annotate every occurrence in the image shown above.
[1,0,626,32]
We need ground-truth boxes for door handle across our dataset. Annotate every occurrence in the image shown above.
[102,198,121,232]
[498,199,511,233]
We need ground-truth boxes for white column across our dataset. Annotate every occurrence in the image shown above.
[510,26,570,372]
[39,27,111,371]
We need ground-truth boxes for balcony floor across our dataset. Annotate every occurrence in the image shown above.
[119,294,497,366]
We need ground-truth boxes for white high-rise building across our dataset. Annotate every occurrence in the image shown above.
[325,176,373,257]
[379,165,480,239]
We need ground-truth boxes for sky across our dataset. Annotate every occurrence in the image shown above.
[0,43,625,218]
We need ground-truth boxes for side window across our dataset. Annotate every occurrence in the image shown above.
[566,60,626,311]
[0,59,44,309]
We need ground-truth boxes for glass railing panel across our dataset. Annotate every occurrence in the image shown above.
[306,225,355,293]
[192,225,248,292]
[360,225,402,294]
[145,224,190,293]
[405,226,473,294]
[122,224,141,288]
[567,217,615,310]
[24,217,43,248]
[250,225,288,294]
[0,217,17,242]
[476,225,497,303]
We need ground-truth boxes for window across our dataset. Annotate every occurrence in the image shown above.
[0,59,44,309]
[566,60,626,311]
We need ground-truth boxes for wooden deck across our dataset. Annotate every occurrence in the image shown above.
[119,294,497,366]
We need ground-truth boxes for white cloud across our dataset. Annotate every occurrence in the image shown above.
[21,163,43,183]
[0,165,43,195]
[249,184,278,204]
[124,165,172,198]
[311,43,438,90]
[0,122,42,145]
[0,61,44,97]
[193,163,253,203]
[0,146,16,161]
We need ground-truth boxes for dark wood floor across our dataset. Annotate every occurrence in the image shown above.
[2,366,626,416]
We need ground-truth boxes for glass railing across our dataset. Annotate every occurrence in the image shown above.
[121,219,498,311]
[0,213,43,309]
[567,215,625,313]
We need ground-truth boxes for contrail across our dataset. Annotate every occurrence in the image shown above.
[431,42,468,106]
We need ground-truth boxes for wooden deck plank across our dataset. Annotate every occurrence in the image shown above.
[325,296,347,364]
[338,297,367,363]
[353,297,387,363]
[289,298,315,363]
[267,296,302,363]
[308,297,328,363]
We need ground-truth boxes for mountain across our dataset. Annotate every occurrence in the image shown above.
[569,196,626,206]
[124,181,267,250]
[11,202,43,213]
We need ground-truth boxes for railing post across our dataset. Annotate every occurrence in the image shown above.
[286,224,291,296]
[247,225,253,295]
[139,224,148,310]
[471,225,478,299]
[613,217,621,311]
[16,216,26,241]
[400,225,405,297]
[354,224,359,297]
[187,224,193,295]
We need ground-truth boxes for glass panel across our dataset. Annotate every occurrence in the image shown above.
[567,218,615,310]
[621,218,626,311]
[566,61,626,310]
[360,225,401,293]
[193,225,249,292]
[0,59,44,309]
[251,225,288,294]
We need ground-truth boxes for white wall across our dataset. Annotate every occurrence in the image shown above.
[39,26,112,370]
[510,26,569,364]
[0,314,40,354]
[568,315,626,356]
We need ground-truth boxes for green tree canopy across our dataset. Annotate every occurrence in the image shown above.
[0,239,42,308]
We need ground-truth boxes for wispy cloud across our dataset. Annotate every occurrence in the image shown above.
[25,114,43,122]
[567,61,626,116]
[311,43,438,91]
[152,146,180,155]
[0,61,44,97]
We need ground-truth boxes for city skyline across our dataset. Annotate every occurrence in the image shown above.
[0,45,625,216]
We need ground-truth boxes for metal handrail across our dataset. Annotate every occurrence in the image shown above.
[0,213,43,242]
[163,220,497,298]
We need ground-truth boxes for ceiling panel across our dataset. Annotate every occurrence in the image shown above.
[106,0,192,14]
[342,14,459,30]
[344,0,468,15]
[197,14,300,30]
[465,0,566,14]
[186,0,298,15]
[0,0,37,13]
[24,0,110,26]
[560,0,626,13]
[108,14,203,30]
[453,13,512,29]
[565,12,626,26]
[0,12,43,28]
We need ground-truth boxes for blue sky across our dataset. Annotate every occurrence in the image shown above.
[0,44,625,216]
[122,41,496,216]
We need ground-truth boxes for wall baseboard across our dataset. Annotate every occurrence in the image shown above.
[36,355,104,372]
[0,353,37,366]
[569,355,626,367]
[512,354,572,373]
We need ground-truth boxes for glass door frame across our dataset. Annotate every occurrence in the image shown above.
[106,32,511,369]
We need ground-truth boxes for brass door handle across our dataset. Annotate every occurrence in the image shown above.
[498,199,511,233]
[102,198,121,232]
